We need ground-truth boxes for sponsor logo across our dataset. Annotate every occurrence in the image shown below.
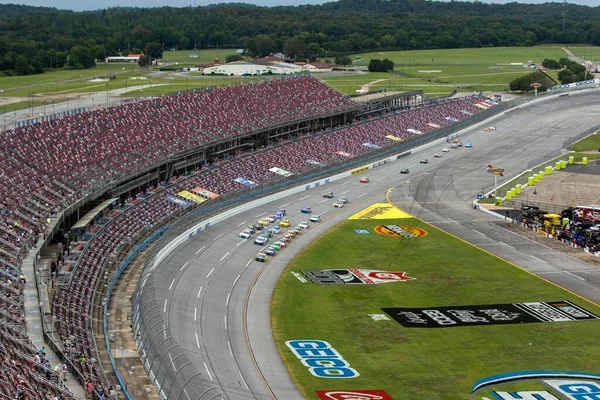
[291,271,307,283]
[372,158,392,168]
[368,314,391,321]
[383,300,599,328]
[490,391,559,399]
[353,229,371,234]
[544,380,600,400]
[473,371,600,393]
[396,151,411,159]
[286,340,359,378]
[348,203,411,220]
[486,164,505,176]
[351,166,369,175]
[301,269,414,285]
[374,225,427,238]
[316,390,393,400]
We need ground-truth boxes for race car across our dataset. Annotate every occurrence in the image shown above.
[245,226,255,234]
[323,192,334,198]
[442,148,450,153]
[278,236,291,244]
[263,247,276,256]
[257,218,269,226]
[265,215,277,223]
[292,227,303,236]
[298,221,310,229]
[338,197,348,204]
[272,240,286,248]
[239,229,252,239]
[269,225,282,234]
[286,230,297,238]
[255,253,267,262]
[254,235,268,245]
[400,168,410,174]
[279,219,291,227]
[283,233,294,240]
[465,143,473,148]
[310,214,321,222]
[434,153,442,158]
[420,159,429,164]
[301,206,312,213]
[333,201,344,208]
[252,223,263,231]
[269,242,282,251]
[484,126,496,131]
[360,177,370,183]
[276,208,287,217]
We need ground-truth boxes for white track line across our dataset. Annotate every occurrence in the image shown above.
[233,274,241,286]
[234,221,246,228]
[236,239,245,246]
[255,212,266,218]
[228,341,233,357]
[163,300,167,313]
[530,255,547,264]
[220,252,229,261]
[340,181,351,186]
[195,333,200,348]
[213,233,224,241]
[245,259,252,269]
[239,371,250,390]
[501,242,515,250]
[180,261,189,271]
[279,203,290,208]
[194,307,197,321]
[471,229,486,237]
[197,286,203,298]
[195,245,205,255]
[357,193,367,198]
[565,271,585,280]
[204,362,213,380]
[299,195,311,201]
[224,315,227,330]
[339,190,349,195]
[206,268,215,278]
[318,199,328,204]
[376,176,386,181]
[168,279,175,290]
[226,293,230,307]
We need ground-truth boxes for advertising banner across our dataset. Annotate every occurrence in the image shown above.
[177,190,206,204]
[192,187,219,198]
[362,143,381,149]
[385,135,402,141]
[383,300,599,328]
[234,177,256,187]
[269,167,293,177]
[335,151,353,157]
[165,194,193,209]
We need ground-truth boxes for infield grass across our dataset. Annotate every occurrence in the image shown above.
[571,132,600,152]
[271,213,600,399]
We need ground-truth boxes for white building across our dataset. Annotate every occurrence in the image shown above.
[202,60,302,76]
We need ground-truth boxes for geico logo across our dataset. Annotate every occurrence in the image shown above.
[286,340,359,378]
[491,391,559,400]
[546,380,600,399]
[360,207,392,219]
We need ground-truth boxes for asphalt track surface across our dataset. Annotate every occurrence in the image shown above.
[152,89,600,400]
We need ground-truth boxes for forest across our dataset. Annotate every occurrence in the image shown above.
[1,0,600,75]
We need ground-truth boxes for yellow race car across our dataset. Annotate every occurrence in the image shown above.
[279,219,291,227]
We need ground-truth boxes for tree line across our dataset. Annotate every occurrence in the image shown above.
[1,0,600,76]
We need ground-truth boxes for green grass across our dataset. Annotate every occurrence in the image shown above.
[571,132,600,152]
[351,45,572,65]
[161,48,239,63]
[271,215,600,399]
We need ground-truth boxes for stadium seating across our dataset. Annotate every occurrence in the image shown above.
[0,74,493,397]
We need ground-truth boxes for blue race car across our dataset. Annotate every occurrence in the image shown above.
[269,225,282,234]
[263,247,277,256]
[301,206,312,213]
[465,143,473,148]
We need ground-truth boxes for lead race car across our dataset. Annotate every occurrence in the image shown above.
[360,177,370,183]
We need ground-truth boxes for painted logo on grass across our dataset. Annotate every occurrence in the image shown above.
[374,225,427,238]
[383,300,599,328]
[286,340,359,378]
[348,203,411,220]
[472,371,600,399]
[301,269,414,285]
[316,390,394,400]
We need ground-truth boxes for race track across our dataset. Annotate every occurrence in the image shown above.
[151,89,600,399]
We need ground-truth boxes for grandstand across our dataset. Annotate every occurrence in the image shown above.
[0,74,496,398]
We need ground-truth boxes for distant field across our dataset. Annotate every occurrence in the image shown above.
[571,131,600,152]
[351,45,571,65]
[161,48,239,63]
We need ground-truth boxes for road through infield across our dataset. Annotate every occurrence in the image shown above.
[270,203,600,399]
